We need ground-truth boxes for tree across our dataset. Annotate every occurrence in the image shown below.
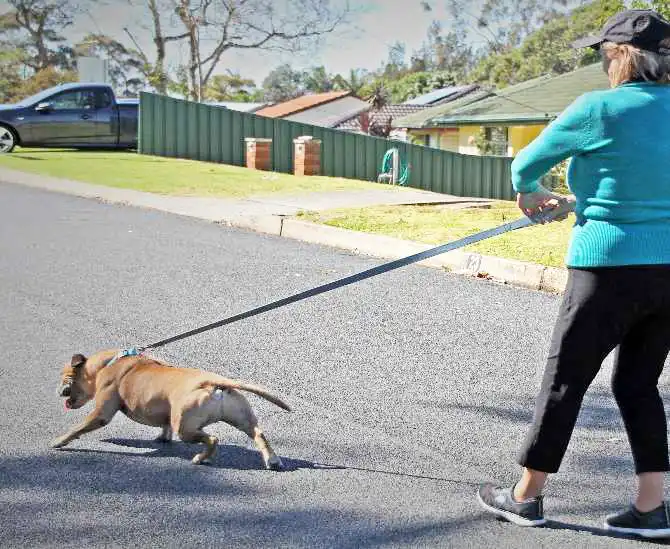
[0,47,26,102]
[261,64,305,103]
[134,0,350,101]
[0,0,78,71]
[333,68,369,95]
[8,64,76,101]
[0,0,80,101]
[204,71,259,102]
[631,0,670,18]
[382,41,407,77]
[302,66,336,93]
[469,0,626,88]
[123,0,190,95]
[74,34,146,95]
[411,20,474,79]
[387,70,456,103]
[365,80,390,109]
[436,0,577,55]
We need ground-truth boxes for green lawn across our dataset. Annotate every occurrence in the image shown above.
[0,148,570,267]
[0,148,398,198]
[299,203,573,268]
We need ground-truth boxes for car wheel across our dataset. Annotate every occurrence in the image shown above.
[0,125,16,153]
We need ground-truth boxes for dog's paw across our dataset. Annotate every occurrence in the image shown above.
[265,455,283,471]
[50,435,70,449]
[191,454,211,465]
[154,435,172,443]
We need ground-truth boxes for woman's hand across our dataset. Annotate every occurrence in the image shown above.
[517,186,575,223]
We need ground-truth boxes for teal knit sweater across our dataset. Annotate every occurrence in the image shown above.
[511,81,670,268]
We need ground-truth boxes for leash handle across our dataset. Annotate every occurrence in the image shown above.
[139,204,574,352]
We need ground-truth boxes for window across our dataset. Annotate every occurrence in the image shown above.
[484,126,509,156]
[49,90,98,111]
[95,89,113,109]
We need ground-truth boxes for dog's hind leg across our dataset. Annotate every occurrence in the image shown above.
[216,390,283,471]
[173,407,219,465]
[182,430,219,465]
[250,426,283,471]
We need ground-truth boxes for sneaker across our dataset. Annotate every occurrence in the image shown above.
[477,483,547,527]
[604,503,670,539]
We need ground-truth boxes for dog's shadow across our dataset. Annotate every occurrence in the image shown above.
[62,437,337,473]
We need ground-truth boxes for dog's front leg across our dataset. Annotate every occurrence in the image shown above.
[50,398,119,449]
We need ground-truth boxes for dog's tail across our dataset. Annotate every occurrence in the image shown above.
[205,378,291,412]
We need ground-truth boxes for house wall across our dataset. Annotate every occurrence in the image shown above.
[509,125,545,155]
[409,124,547,156]
[458,126,481,155]
[407,128,459,151]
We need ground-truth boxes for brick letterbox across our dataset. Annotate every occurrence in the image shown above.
[245,138,272,171]
[293,136,321,176]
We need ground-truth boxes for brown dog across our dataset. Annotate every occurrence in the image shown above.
[51,349,290,469]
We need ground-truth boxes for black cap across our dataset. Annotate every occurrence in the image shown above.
[572,9,670,54]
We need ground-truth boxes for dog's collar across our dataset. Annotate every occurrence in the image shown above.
[105,347,141,368]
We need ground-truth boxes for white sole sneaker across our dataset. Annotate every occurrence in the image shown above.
[476,490,547,527]
[604,523,670,539]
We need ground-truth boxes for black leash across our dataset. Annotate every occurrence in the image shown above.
[138,202,573,353]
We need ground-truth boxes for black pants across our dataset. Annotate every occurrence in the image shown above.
[518,266,670,474]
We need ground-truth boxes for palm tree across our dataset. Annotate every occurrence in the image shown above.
[365,80,390,110]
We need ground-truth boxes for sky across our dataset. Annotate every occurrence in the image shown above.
[0,0,637,85]
[0,0,463,83]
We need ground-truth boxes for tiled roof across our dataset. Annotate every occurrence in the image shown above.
[255,91,352,118]
[334,104,426,131]
[430,63,610,125]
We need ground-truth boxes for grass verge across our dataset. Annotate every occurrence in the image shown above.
[0,148,400,198]
[299,202,572,268]
[0,148,570,267]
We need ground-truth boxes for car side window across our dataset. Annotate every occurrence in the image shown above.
[49,90,97,111]
[95,90,113,109]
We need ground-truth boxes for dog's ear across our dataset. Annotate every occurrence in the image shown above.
[71,354,87,368]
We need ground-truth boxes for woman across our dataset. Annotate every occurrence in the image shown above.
[477,9,670,539]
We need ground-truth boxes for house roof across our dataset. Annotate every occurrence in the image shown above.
[334,104,426,132]
[429,63,610,126]
[403,84,480,106]
[283,95,370,127]
[255,90,352,118]
[207,101,268,112]
[393,88,494,129]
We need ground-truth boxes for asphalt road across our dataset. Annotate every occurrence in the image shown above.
[1,181,668,548]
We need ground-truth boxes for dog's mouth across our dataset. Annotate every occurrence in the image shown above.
[64,397,82,410]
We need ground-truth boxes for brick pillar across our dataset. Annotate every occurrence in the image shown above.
[245,138,272,171]
[293,136,321,176]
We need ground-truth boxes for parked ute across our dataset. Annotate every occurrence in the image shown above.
[0,83,139,153]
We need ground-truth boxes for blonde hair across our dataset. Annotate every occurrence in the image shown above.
[601,42,670,87]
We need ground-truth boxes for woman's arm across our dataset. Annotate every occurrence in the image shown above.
[512,93,595,193]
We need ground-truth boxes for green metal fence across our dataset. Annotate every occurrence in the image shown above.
[139,92,516,200]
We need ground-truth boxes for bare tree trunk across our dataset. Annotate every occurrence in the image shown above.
[147,0,168,94]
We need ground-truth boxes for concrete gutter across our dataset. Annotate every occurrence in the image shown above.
[0,167,568,294]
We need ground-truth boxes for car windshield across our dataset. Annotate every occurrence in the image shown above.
[15,86,70,107]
